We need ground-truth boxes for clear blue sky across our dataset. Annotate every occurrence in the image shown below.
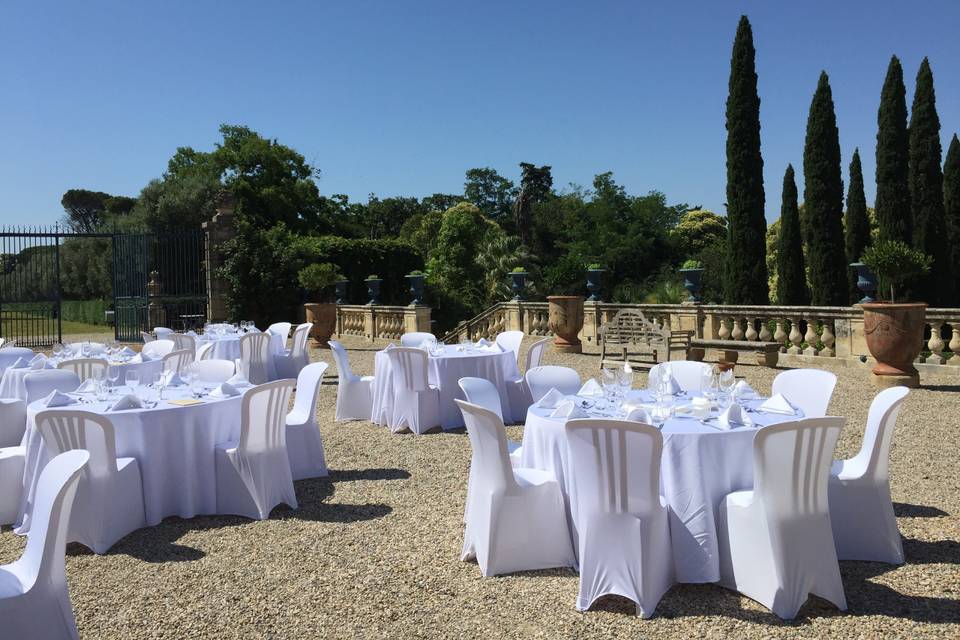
[1,1,958,227]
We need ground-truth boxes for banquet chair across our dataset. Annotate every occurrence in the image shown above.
[717,417,847,620]
[455,400,575,576]
[0,398,27,447]
[829,386,910,564]
[162,349,195,375]
[36,410,147,554]
[24,370,81,405]
[285,362,329,480]
[525,366,581,403]
[215,379,298,519]
[0,346,35,372]
[57,358,107,384]
[0,442,26,525]
[565,419,674,618]
[67,342,106,356]
[0,450,88,639]
[771,369,837,417]
[385,347,440,434]
[400,332,435,347]
[153,327,174,340]
[197,342,215,360]
[458,377,521,465]
[141,339,175,360]
[140,331,155,343]
[267,322,293,349]
[239,333,271,385]
[171,333,196,356]
[505,336,551,423]
[647,361,712,393]
[494,331,524,363]
[275,322,313,380]
[195,359,236,384]
[329,340,374,421]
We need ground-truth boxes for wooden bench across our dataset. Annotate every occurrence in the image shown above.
[598,309,692,369]
[690,338,781,367]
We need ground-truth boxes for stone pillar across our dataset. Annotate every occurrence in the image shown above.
[363,307,376,341]
[404,305,431,334]
[582,300,602,345]
[202,191,236,323]
[147,270,166,330]
[503,300,523,332]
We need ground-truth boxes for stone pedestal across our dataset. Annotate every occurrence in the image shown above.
[202,193,237,323]
[871,371,919,389]
[403,305,431,334]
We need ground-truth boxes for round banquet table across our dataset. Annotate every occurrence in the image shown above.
[520,390,803,584]
[0,357,166,402]
[371,344,521,429]
[0,362,58,401]
[15,385,243,534]
[197,332,285,379]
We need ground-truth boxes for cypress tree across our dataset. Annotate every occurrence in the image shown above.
[909,58,952,305]
[944,134,960,302]
[776,165,809,305]
[802,72,848,306]
[723,15,768,304]
[844,149,871,303]
[875,56,911,245]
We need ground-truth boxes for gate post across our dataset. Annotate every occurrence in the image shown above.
[203,191,236,323]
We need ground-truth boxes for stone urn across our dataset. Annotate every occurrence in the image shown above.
[850,263,877,303]
[405,274,425,305]
[586,269,604,301]
[334,280,349,304]
[679,268,705,303]
[510,271,527,300]
[303,302,337,347]
[547,295,584,353]
[365,278,382,305]
[861,302,926,388]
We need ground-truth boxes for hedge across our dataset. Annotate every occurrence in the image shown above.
[60,299,112,325]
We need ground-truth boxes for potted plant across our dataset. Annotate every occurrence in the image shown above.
[335,278,350,304]
[547,295,585,353]
[586,263,604,301]
[848,262,877,303]
[679,259,705,303]
[406,270,426,305]
[859,240,932,387]
[365,275,382,305]
[509,266,528,300]
[298,262,344,346]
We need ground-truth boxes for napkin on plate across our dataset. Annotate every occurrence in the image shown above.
[76,379,98,393]
[10,357,29,369]
[759,393,797,415]
[550,400,589,419]
[536,388,565,409]
[226,371,250,387]
[209,382,240,398]
[42,390,77,407]
[578,378,605,398]
[625,406,652,424]
[717,404,747,430]
[733,380,758,399]
[108,394,142,411]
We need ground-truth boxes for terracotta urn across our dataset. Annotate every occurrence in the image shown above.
[547,295,584,353]
[303,302,337,347]
[861,302,926,387]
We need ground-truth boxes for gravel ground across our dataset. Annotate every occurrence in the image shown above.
[2,335,958,639]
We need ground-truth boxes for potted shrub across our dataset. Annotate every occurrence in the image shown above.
[859,240,932,387]
[679,259,705,303]
[365,275,382,305]
[848,262,877,303]
[585,263,604,301]
[406,270,426,305]
[509,266,528,300]
[298,262,343,346]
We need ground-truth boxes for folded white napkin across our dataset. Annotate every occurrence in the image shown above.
[109,394,142,411]
[226,371,250,387]
[578,378,604,398]
[185,331,198,338]
[11,357,29,369]
[550,400,589,419]
[717,404,746,430]
[476,338,491,347]
[42,390,76,407]
[536,388,565,409]
[29,353,47,366]
[759,393,797,415]
[76,379,98,393]
[163,371,186,387]
[625,406,652,424]
[139,350,155,362]
[733,380,757,399]
[119,346,136,357]
[663,373,681,395]
[209,382,240,398]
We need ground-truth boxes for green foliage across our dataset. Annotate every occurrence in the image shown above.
[643,273,687,304]
[944,135,960,301]
[777,165,810,305]
[510,266,526,273]
[680,259,702,269]
[723,15,768,304]
[802,72,848,306]
[60,299,111,326]
[476,233,529,306]
[587,263,602,270]
[875,56,912,245]
[464,168,516,226]
[365,275,380,280]
[861,240,932,302]
[908,58,952,305]
[59,237,113,299]
[672,209,727,258]
[845,149,871,303]
[542,254,586,296]
[408,270,426,276]
[297,263,343,300]
[60,189,136,232]
[513,163,553,246]
[398,208,444,259]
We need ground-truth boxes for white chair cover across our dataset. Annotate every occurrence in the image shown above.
[286,362,329,480]
[275,322,313,380]
[0,398,27,447]
[647,361,712,393]
[456,400,575,576]
[458,377,521,466]
[24,371,81,406]
[141,339,175,360]
[771,368,838,417]
[718,417,847,619]
[153,327,174,340]
[385,347,440,434]
[494,331,524,363]
[0,450,88,640]
[140,331,155,343]
[196,359,236,384]
[565,418,674,617]
[0,444,26,525]
[57,358,107,383]
[829,386,909,564]
[329,340,373,421]
[35,410,146,554]
[400,332,435,347]
[239,333,271,385]
[267,322,293,348]
[0,347,35,372]
[197,342,215,360]
[504,336,550,423]
[215,380,298,519]
[162,349,195,374]
[171,333,196,356]
[525,366,581,403]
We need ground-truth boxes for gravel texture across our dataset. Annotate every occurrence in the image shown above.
[2,335,959,638]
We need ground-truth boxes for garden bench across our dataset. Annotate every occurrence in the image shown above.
[690,338,781,368]
[598,309,692,369]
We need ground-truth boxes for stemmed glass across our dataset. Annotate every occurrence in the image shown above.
[617,366,633,401]
[718,368,736,409]
[125,371,140,397]
[52,342,63,363]
[107,366,121,395]
[651,401,672,430]
[185,362,203,398]
[601,367,618,413]
[81,342,91,358]
[153,371,167,402]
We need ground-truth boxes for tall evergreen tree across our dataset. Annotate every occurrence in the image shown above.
[723,15,768,304]
[844,149,871,303]
[944,134,960,301]
[803,72,848,306]
[909,58,952,305]
[776,165,809,305]
[875,56,911,245]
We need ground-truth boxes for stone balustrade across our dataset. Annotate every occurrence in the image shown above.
[335,304,431,342]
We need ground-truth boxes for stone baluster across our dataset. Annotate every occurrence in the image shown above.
[773,318,788,352]
[926,321,946,365]
[948,322,960,366]
[820,320,836,357]
[788,317,803,355]
[744,317,759,342]
[717,317,731,340]
[803,317,819,356]
[730,317,744,341]
[758,317,773,342]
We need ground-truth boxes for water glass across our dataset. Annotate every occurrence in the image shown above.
[107,366,121,393]
[152,371,166,401]
[125,371,140,397]
[651,402,672,429]
[52,342,63,361]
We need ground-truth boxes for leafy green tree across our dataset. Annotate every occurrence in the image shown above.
[802,72,848,306]
[476,233,529,304]
[60,189,112,232]
[398,208,445,259]
[777,165,810,305]
[944,134,960,300]
[845,149,871,303]
[723,15,768,304]
[513,162,553,246]
[875,56,911,245]
[671,209,727,258]
[908,58,952,305]
[357,196,424,240]
[464,168,516,226]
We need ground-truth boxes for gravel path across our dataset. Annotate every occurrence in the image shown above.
[2,336,958,638]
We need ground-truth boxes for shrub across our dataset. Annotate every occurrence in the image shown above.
[60,299,112,325]
[297,263,342,301]
[861,240,932,302]
[681,259,703,270]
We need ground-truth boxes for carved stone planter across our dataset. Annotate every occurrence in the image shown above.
[547,295,584,353]
[335,280,349,304]
[586,269,604,302]
[304,302,337,347]
[679,268,705,303]
[510,271,527,300]
[405,274,425,305]
[862,302,926,388]
[850,262,877,304]
[365,279,382,305]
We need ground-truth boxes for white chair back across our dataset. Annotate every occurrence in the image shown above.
[239,333,271,384]
[290,323,313,358]
[525,365,581,402]
[772,369,838,417]
[495,331,524,363]
[197,342,214,360]
[24,370,81,405]
[141,339,175,359]
[267,322,292,342]
[0,347,35,370]
[386,347,431,392]
[162,349,195,374]
[400,332,435,347]
[196,359,236,384]
[153,327,174,340]
[36,410,120,481]
[57,358,107,383]
[845,386,909,480]
[455,400,516,494]
[171,333,196,355]
[140,331,155,343]
[67,342,106,356]
[240,379,295,455]
[458,377,503,422]
[288,362,328,425]
[328,340,356,381]
[648,361,712,393]
[525,337,550,372]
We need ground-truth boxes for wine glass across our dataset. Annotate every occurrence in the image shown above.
[600,367,617,410]
[651,402,672,430]
[617,366,634,399]
[81,342,91,358]
[125,370,140,397]
[152,371,166,401]
[52,342,63,362]
[107,365,120,394]
[719,368,736,407]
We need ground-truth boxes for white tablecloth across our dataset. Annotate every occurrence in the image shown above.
[0,363,57,401]
[16,386,243,532]
[371,345,521,429]
[520,391,802,584]
[197,333,285,380]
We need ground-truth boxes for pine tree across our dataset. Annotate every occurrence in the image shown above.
[723,15,769,304]
[909,58,952,305]
[844,149,871,303]
[875,56,911,245]
[803,72,848,306]
[944,134,960,302]
[776,165,809,305]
